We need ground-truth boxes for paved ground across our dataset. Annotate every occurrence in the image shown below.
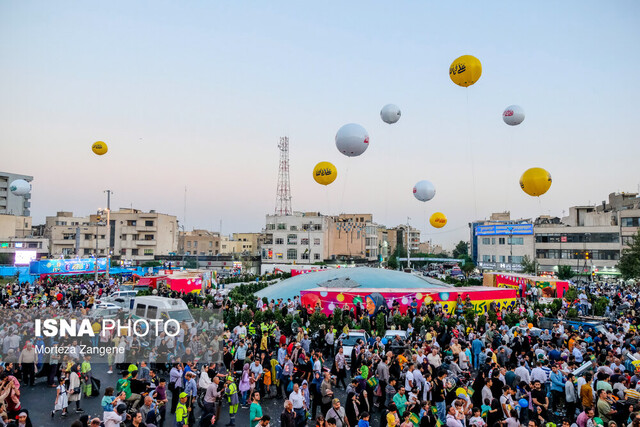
[21,362,374,427]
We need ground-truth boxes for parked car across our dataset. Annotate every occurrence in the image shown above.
[339,329,370,368]
[384,329,409,354]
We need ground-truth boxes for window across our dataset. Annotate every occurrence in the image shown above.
[512,256,524,263]
[491,255,496,262]
[84,249,92,255]
[145,234,154,240]
[300,238,309,245]
[277,223,286,230]
[145,220,154,226]
[275,238,284,245]
[623,236,634,246]
[482,238,491,245]
[535,233,619,243]
[498,238,505,245]
[301,251,309,260]
[132,249,139,255]
[482,255,491,262]
[144,249,153,255]
[314,224,322,231]
[314,253,320,260]
[84,234,92,240]
[194,241,198,248]
[287,234,297,245]
[136,304,146,317]
[314,238,321,245]
[209,241,212,247]
[127,220,136,226]
[132,234,139,240]
[147,306,157,319]
[120,249,127,255]
[491,238,496,245]
[28,242,38,248]
[266,224,275,230]
[622,217,640,227]
[290,225,298,231]
[499,256,506,262]
[187,241,191,248]
[287,249,297,259]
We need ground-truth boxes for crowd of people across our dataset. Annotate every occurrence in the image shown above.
[0,274,638,427]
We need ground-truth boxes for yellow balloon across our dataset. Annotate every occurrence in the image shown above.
[520,167,552,197]
[430,212,447,228]
[92,141,108,155]
[313,161,337,186]
[449,55,482,87]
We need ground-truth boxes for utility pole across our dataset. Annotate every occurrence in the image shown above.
[104,190,113,281]
[95,210,102,281]
[508,226,514,273]
[407,217,411,270]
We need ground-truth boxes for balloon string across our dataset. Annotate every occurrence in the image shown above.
[466,89,478,219]
[340,163,349,215]
[326,186,331,216]
[506,127,515,211]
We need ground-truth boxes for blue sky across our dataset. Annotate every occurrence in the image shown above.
[1,1,639,250]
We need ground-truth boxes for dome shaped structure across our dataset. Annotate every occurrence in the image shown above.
[255,267,448,301]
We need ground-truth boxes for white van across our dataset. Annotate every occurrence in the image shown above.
[131,296,195,328]
[99,290,139,309]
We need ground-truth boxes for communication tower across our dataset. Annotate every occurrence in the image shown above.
[275,136,292,216]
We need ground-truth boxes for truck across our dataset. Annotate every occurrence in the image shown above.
[538,317,608,334]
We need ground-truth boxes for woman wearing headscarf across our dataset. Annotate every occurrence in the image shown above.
[239,363,251,407]
[345,390,360,427]
[301,380,311,413]
[68,364,83,413]
[311,371,323,419]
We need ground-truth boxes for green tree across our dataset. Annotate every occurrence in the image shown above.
[521,255,538,275]
[618,230,640,279]
[557,265,574,280]
[375,312,386,336]
[452,241,469,259]
[461,261,476,278]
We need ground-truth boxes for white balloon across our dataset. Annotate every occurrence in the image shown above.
[413,180,435,202]
[9,179,31,196]
[503,105,525,126]
[335,123,369,157]
[380,104,401,124]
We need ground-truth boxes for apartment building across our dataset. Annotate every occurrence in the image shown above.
[179,229,221,256]
[470,212,535,272]
[46,209,177,263]
[0,171,33,216]
[262,212,329,265]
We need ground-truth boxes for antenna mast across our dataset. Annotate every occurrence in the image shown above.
[275,136,292,216]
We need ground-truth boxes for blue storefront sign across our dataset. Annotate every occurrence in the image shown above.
[29,258,108,275]
[475,224,533,236]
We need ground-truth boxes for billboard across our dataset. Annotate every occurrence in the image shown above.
[29,258,108,275]
[475,223,533,236]
[14,251,37,266]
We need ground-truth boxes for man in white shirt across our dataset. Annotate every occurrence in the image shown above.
[405,363,415,391]
[427,349,442,368]
[515,363,531,385]
[531,361,548,384]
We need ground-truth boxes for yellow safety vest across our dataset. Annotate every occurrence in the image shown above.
[227,383,238,402]
[176,403,188,423]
